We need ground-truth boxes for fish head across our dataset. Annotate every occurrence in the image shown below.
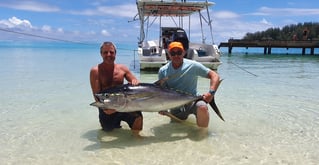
[93,93,127,110]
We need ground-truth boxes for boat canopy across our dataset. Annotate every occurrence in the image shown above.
[136,0,214,17]
[136,0,217,46]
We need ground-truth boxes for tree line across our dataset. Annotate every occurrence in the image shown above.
[243,22,319,41]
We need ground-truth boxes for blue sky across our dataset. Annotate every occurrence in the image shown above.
[0,0,318,45]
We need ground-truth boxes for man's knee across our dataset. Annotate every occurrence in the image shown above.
[197,105,209,115]
[196,106,209,127]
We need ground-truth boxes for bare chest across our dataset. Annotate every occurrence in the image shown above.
[99,68,125,90]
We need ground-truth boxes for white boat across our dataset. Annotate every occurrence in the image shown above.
[135,0,222,70]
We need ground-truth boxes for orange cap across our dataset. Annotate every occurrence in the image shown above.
[168,42,184,51]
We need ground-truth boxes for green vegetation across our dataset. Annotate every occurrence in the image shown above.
[243,22,319,41]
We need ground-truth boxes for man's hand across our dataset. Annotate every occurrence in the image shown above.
[202,92,213,103]
[131,79,139,86]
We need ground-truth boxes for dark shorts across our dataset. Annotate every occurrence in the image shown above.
[170,100,206,120]
[98,109,142,131]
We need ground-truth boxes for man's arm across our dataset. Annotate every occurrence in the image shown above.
[122,65,139,85]
[90,65,117,115]
[202,70,220,103]
[207,70,220,92]
[90,66,100,101]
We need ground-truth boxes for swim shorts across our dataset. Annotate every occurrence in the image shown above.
[98,109,142,131]
[170,100,206,120]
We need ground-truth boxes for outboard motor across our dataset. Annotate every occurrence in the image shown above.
[172,29,189,51]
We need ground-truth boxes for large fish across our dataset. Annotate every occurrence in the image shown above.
[90,80,224,121]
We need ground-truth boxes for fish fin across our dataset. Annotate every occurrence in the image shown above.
[209,79,225,121]
[154,77,169,86]
[209,98,225,121]
[154,73,183,86]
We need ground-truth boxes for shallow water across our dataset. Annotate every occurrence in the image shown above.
[0,43,319,165]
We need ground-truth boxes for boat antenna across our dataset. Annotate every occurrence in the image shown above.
[159,15,162,48]
[146,16,150,41]
[137,0,145,46]
[188,14,191,41]
[205,0,215,44]
[198,10,206,44]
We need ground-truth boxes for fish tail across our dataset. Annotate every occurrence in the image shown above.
[209,79,225,121]
[209,98,225,121]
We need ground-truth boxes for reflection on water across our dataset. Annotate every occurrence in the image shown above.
[82,114,208,150]
[1,45,319,164]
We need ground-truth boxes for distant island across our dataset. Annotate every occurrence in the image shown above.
[242,22,319,41]
[218,22,319,55]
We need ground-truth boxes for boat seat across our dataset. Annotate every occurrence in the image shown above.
[197,48,207,57]
[142,46,159,56]
[185,48,194,59]
[142,49,151,56]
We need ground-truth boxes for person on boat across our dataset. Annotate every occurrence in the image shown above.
[90,41,143,136]
[158,41,220,129]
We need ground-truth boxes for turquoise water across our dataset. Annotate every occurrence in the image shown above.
[0,42,319,164]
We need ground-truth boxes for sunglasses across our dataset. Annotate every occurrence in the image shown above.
[102,51,115,55]
[170,50,183,56]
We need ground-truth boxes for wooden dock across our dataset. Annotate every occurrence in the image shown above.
[218,39,319,55]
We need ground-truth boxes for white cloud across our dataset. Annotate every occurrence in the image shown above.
[0,16,33,28]
[254,7,319,16]
[57,28,64,33]
[73,30,80,35]
[41,25,52,32]
[69,4,137,18]
[0,16,113,42]
[212,6,319,43]
[101,29,110,36]
[0,1,59,12]
[88,31,96,35]
[260,18,272,26]
[211,16,273,43]
[97,4,137,17]
[214,11,240,19]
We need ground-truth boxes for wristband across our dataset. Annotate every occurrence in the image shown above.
[208,89,216,95]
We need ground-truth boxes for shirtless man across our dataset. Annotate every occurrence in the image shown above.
[90,42,143,135]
